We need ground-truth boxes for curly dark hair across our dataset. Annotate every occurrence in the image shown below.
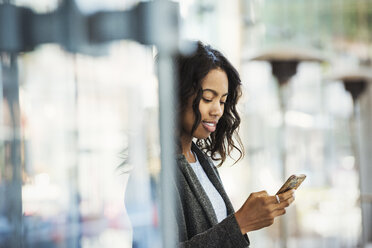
[177,41,244,166]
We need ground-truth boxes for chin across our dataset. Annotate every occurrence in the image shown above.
[194,131,212,140]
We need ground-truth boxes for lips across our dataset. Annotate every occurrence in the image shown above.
[202,121,217,132]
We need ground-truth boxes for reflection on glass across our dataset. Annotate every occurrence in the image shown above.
[0,38,160,247]
[239,61,362,247]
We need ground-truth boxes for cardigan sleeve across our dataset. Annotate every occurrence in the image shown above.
[179,214,250,248]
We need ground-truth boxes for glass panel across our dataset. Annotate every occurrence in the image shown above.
[0,1,162,246]
[180,0,370,247]
[15,41,159,247]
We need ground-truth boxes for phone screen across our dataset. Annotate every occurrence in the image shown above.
[276,174,306,195]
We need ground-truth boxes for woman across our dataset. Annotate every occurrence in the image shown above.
[175,41,295,247]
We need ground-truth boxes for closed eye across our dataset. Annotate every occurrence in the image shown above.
[202,98,212,103]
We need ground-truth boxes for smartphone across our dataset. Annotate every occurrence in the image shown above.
[276,174,306,195]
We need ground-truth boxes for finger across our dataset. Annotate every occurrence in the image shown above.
[266,195,281,205]
[279,189,295,200]
[272,208,286,217]
[266,190,295,206]
[287,196,295,205]
[261,219,275,228]
[278,189,295,202]
[271,195,295,210]
[264,208,286,222]
[267,193,289,205]
[280,196,295,209]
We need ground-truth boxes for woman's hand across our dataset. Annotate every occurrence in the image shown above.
[234,189,295,234]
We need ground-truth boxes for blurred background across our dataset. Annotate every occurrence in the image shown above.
[1,0,372,247]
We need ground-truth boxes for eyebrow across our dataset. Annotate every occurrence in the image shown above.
[202,89,228,97]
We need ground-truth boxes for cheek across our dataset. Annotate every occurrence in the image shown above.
[182,108,195,131]
[198,102,208,117]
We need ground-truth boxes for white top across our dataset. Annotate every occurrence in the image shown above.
[189,153,227,223]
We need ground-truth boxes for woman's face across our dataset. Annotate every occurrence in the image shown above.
[181,68,229,140]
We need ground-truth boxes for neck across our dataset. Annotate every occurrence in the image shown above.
[180,133,195,162]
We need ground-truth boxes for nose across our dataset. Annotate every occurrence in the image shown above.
[210,101,223,117]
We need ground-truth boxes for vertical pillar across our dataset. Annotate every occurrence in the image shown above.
[1,52,23,248]
[151,1,179,247]
[157,52,177,248]
[357,83,372,247]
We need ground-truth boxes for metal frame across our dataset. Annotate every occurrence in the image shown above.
[0,0,179,247]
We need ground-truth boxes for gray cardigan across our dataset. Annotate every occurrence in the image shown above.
[175,143,250,247]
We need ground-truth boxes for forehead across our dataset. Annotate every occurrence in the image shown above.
[201,68,228,94]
